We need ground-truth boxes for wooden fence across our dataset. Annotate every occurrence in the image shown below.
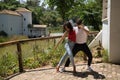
[0,36,61,73]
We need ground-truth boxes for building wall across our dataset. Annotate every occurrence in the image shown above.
[102,0,108,19]
[102,19,109,51]
[0,14,22,36]
[29,28,47,37]
[109,0,120,64]
[102,0,110,54]
[17,11,32,36]
[103,0,120,64]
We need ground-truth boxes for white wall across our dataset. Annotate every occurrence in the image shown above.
[0,14,22,36]
[102,18,109,52]
[17,11,32,36]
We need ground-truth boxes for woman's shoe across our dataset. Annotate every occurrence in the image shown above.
[56,66,60,72]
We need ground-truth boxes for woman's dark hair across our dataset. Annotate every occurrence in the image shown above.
[76,19,82,25]
[63,21,73,31]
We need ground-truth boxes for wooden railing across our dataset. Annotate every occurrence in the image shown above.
[0,36,62,73]
[0,31,99,79]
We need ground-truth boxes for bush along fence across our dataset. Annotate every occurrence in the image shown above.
[0,36,63,79]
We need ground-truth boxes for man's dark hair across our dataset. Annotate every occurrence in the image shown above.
[76,19,82,25]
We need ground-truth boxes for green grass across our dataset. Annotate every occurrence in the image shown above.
[48,26,63,33]
[0,35,28,43]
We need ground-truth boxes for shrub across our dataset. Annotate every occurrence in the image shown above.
[0,31,8,37]
[0,52,18,77]
[0,36,8,43]
[102,49,109,62]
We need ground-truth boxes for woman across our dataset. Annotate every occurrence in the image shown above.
[55,21,76,73]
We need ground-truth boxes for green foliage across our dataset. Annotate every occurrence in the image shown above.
[23,57,40,69]
[0,52,18,77]
[0,35,28,43]
[0,0,20,10]
[0,31,8,37]
[49,44,65,67]
[40,10,62,27]
[0,77,4,80]
[22,41,65,69]
[47,0,74,21]
[68,0,102,31]
[26,0,40,7]
[102,49,109,63]
[0,36,8,43]
[28,24,33,28]
[48,26,63,33]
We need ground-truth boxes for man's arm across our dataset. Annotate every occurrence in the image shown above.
[89,31,99,34]
[78,25,99,35]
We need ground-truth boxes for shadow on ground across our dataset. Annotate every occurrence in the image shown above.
[64,70,105,79]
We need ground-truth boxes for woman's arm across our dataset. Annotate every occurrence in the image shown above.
[54,31,68,50]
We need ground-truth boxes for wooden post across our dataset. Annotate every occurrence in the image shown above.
[54,39,56,46]
[17,42,24,72]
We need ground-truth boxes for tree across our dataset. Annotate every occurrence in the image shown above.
[40,10,62,27]
[0,0,20,10]
[68,0,102,31]
[26,0,40,7]
[46,0,74,22]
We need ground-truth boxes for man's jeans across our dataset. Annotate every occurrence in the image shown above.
[58,41,75,67]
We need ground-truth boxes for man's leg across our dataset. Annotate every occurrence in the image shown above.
[82,43,93,71]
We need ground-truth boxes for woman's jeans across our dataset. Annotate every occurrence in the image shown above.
[58,41,75,67]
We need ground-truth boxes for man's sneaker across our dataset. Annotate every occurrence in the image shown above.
[87,66,93,72]
[60,67,66,72]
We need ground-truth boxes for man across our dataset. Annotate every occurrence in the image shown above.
[62,19,93,72]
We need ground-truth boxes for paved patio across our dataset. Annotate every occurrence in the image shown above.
[7,63,120,80]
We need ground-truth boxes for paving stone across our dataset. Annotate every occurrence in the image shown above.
[8,63,120,80]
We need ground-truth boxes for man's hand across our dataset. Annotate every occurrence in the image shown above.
[78,24,84,29]
[78,24,90,35]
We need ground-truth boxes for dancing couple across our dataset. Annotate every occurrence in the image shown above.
[55,19,93,73]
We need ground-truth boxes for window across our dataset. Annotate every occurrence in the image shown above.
[10,27,12,31]
[30,30,32,33]
[2,24,3,27]
[24,18,26,21]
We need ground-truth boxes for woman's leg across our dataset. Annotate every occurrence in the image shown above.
[56,51,68,72]
[64,44,80,67]
[65,43,76,72]
[58,51,68,67]
[65,43,75,66]
[56,43,69,72]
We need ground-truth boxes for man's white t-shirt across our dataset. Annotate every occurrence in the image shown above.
[73,26,89,44]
